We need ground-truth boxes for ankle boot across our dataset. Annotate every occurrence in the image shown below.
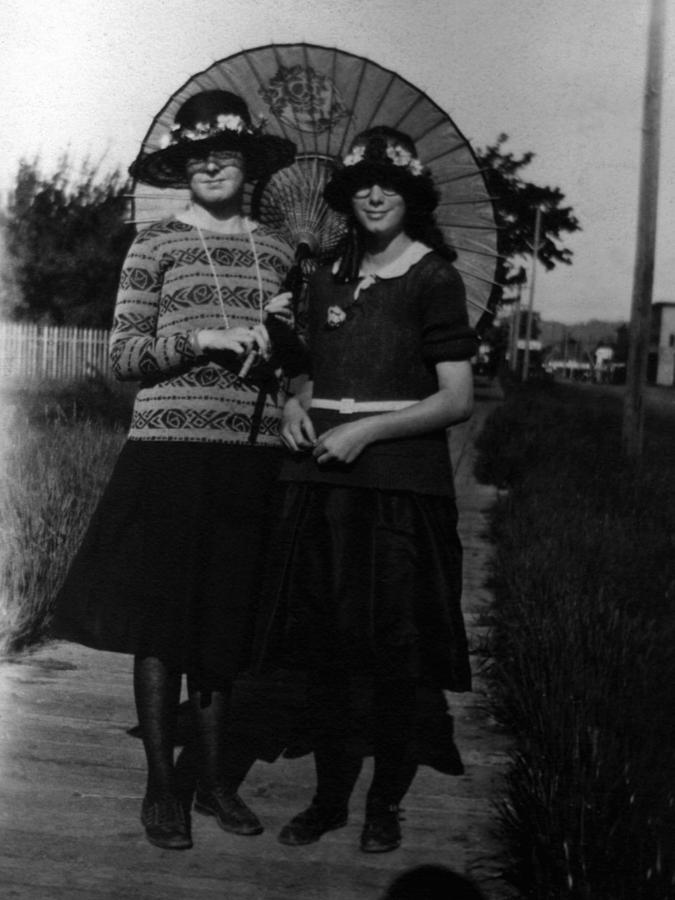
[278,799,348,845]
[360,797,402,853]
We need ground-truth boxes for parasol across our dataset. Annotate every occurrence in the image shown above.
[130,43,500,329]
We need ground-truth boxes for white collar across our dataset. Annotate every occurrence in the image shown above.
[332,241,432,280]
[332,241,432,300]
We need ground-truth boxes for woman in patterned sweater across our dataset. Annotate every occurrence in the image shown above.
[52,91,304,850]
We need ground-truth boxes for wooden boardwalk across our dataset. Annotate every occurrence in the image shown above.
[0,379,509,900]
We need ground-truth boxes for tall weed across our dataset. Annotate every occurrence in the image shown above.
[476,382,675,899]
[0,413,123,652]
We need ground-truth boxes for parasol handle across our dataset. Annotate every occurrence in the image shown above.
[239,237,318,379]
[283,237,318,312]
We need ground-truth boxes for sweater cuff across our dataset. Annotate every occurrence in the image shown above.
[188,330,206,360]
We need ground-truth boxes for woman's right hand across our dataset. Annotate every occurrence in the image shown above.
[195,326,270,358]
[281,396,317,452]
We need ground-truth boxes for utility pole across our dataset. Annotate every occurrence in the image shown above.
[509,284,522,372]
[622,0,666,459]
[522,205,542,382]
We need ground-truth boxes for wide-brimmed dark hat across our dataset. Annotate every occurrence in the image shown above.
[323,126,438,214]
[130,90,296,188]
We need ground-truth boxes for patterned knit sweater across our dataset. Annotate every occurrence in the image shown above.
[110,218,296,446]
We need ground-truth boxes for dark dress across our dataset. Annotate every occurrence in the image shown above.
[50,220,302,688]
[52,441,281,685]
[254,247,477,694]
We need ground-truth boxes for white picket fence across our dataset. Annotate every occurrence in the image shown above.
[0,322,112,381]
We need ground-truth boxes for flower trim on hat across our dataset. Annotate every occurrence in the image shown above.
[158,114,265,150]
[341,142,426,177]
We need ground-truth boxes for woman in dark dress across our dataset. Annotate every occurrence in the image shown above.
[255,126,477,853]
[51,90,305,850]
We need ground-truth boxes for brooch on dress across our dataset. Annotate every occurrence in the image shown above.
[326,306,347,329]
[324,274,379,330]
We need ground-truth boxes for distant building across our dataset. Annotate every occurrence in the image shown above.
[649,302,675,387]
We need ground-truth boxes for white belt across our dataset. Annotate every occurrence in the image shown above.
[311,398,417,414]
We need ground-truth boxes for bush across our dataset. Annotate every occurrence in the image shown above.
[3,155,134,326]
[4,376,135,430]
[0,382,129,653]
[476,381,675,899]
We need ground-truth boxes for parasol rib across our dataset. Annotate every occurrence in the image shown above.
[412,116,456,145]
[434,169,491,185]
[451,243,505,261]
[322,45,340,159]
[390,92,427,131]
[438,197,500,206]
[336,55,370,159]
[455,266,503,288]
[359,70,399,132]
[301,43,322,142]
[438,221,501,231]
[463,294,494,314]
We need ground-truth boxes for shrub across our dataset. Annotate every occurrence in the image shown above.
[0,409,124,653]
[476,382,675,899]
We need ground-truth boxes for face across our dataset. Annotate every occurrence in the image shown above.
[351,183,406,242]
[186,150,246,206]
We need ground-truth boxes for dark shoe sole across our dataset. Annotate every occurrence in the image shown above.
[278,816,348,846]
[141,795,193,850]
[144,830,193,850]
[193,799,264,836]
[360,836,401,853]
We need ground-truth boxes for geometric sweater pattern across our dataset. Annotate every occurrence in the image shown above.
[110,218,294,446]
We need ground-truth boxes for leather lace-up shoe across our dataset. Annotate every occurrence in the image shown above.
[141,793,193,850]
[360,801,402,853]
[278,801,348,845]
[194,785,264,835]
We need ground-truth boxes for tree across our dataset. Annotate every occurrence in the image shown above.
[3,156,134,327]
[2,137,580,328]
[475,134,581,297]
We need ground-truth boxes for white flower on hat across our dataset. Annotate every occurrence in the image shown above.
[216,113,246,133]
[341,140,426,176]
[386,144,413,167]
[168,114,252,146]
[343,145,366,167]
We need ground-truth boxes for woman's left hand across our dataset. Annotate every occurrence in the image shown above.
[313,420,375,465]
[264,292,294,326]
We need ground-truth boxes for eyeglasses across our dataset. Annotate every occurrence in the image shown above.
[186,151,244,172]
[352,184,401,199]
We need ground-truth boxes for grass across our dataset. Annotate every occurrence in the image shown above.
[0,378,131,653]
[2,374,674,896]
[475,379,675,899]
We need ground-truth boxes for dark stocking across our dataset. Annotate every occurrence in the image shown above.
[367,678,418,808]
[133,654,182,800]
[187,682,233,792]
[308,671,363,811]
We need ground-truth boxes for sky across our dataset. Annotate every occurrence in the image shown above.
[1,0,673,325]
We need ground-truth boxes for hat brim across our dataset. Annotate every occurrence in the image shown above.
[129,131,296,188]
[323,161,438,214]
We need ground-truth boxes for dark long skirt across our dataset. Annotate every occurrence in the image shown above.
[254,482,472,692]
[51,440,281,686]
